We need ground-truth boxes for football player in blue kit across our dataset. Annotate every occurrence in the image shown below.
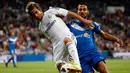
[5,31,17,67]
[67,2,123,73]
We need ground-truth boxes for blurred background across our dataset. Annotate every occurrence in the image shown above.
[0,0,130,73]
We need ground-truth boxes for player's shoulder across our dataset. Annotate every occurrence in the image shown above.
[45,7,55,13]
[92,21,100,27]
[49,6,61,9]
[67,20,80,24]
[8,36,12,39]
[45,7,60,14]
[47,6,61,12]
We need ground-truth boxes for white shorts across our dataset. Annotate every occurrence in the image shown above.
[52,33,77,65]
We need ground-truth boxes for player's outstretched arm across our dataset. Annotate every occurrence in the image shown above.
[67,11,93,28]
[99,31,124,47]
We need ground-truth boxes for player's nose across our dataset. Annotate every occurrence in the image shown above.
[80,10,85,13]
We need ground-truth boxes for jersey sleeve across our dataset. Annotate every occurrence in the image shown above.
[93,21,102,34]
[50,7,68,17]
[66,21,72,27]
[7,38,9,43]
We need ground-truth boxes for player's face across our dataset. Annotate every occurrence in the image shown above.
[77,5,89,18]
[30,7,43,21]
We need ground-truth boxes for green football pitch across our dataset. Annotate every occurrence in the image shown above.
[0,59,130,73]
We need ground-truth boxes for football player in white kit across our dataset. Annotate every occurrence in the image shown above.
[25,2,93,73]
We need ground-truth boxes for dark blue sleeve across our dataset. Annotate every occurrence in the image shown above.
[8,37,10,43]
[66,20,76,28]
[93,21,102,34]
[66,21,72,28]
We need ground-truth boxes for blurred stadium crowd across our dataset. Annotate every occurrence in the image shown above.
[0,0,130,59]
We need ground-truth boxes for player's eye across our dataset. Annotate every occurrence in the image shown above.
[79,9,82,11]
[83,9,86,11]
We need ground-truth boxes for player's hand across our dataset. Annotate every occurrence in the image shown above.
[116,38,124,47]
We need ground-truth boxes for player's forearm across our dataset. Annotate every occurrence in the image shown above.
[67,11,92,27]
[100,31,123,47]
[102,32,118,42]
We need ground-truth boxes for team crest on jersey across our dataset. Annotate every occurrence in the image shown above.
[48,15,52,18]
[84,33,88,37]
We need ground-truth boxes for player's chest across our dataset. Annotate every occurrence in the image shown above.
[39,15,57,32]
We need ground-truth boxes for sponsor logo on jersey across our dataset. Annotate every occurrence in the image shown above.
[76,32,90,38]
[48,15,52,18]
[84,33,88,37]
[45,20,56,32]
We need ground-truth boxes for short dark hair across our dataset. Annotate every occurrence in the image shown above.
[25,2,42,15]
[78,2,88,6]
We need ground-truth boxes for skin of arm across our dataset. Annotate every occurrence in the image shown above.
[99,30,124,47]
[67,11,93,28]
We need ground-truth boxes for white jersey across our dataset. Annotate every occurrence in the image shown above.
[39,7,72,43]
[38,7,80,65]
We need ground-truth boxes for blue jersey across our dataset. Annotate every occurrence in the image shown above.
[8,36,17,51]
[67,20,105,73]
[67,20,101,58]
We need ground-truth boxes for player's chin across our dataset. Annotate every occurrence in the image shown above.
[80,15,86,18]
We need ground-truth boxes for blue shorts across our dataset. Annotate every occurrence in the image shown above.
[79,50,105,73]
